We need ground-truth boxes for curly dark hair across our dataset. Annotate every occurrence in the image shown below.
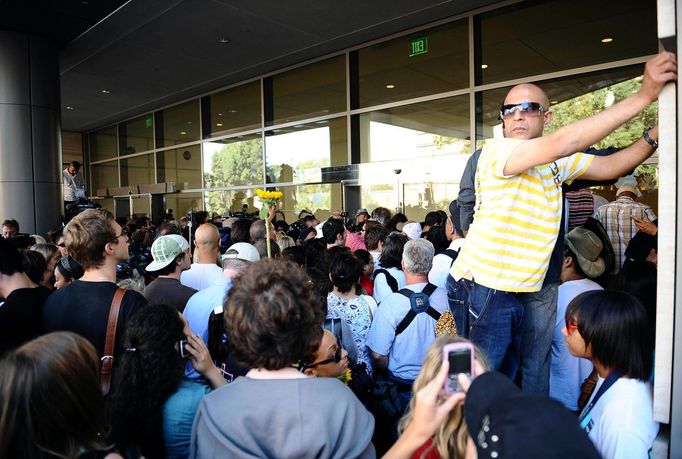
[224,259,325,370]
[108,304,187,458]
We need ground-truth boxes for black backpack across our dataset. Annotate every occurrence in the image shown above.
[395,283,441,335]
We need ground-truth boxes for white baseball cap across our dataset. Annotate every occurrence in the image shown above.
[146,234,190,272]
[222,242,260,262]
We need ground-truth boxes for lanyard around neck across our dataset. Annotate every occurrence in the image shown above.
[578,371,621,426]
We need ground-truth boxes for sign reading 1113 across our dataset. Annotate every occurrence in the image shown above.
[410,37,428,57]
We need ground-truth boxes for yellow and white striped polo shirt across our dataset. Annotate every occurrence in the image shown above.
[450,138,594,293]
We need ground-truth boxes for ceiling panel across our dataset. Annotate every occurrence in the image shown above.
[58,0,498,131]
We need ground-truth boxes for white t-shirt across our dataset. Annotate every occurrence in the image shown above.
[428,238,465,289]
[366,282,448,380]
[372,266,406,304]
[583,377,658,459]
[550,278,601,411]
[180,263,225,291]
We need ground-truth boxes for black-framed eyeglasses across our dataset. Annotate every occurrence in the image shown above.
[302,339,342,370]
[498,101,546,121]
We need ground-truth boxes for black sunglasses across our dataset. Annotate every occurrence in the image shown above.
[302,339,342,371]
[498,101,546,121]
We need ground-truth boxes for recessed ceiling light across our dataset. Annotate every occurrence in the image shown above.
[218,37,230,44]
[216,123,223,127]
[601,37,613,43]
[100,89,110,94]
[481,64,488,69]
[66,106,75,110]
[187,121,192,124]
[217,113,223,116]
[386,84,395,89]
[228,109,238,113]
[180,131,187,135]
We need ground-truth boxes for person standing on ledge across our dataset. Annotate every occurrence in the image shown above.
[63,161,85,210]
[447,52,676,384]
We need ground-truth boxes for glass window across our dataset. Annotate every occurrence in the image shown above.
[477,0,657,85]
[165,192,204,219]
[89,126,117,162]
[205,188,260,216]
[359,96,471,163]
[156,100,200,148]
[204,184,342,223]
[356,20,468,108]
[95,198,114,214]
[119,114,154,155]
[275,183,342,223]
[268,55,346,126]
[91,160,118,194]
[203,135,263,188]
[475,66,647,148]
[265,118,347,184]
[120,154,154,187]
[357,155,471,218]
[156,145,202,191]
[206,81,261,138]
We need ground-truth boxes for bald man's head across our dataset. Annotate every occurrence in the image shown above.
[501,83,552,140]
[194,223,220,262]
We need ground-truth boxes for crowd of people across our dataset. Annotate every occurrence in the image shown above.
[0,51,675,459]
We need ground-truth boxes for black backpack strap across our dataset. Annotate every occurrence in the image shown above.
[395,284,440,335]
[374,268,399,292]
[422,283,437,296]
[443,249,460,267]
[395,310,417,335]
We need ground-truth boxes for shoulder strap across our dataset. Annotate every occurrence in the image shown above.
[100,288,125,396]
[395,284,440,335]
[374,268,399,292]
[443,249,460,267]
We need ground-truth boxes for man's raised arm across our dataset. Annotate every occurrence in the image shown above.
[503,52,676,176]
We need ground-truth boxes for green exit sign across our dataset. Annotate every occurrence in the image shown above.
[409,37,428,57]
[145,115,153,129]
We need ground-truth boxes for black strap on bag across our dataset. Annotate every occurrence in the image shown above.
[442,249,460,267]
[374,268,399,293]
[395,283,440,335]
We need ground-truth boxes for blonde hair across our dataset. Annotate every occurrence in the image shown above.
[398,336,489,459]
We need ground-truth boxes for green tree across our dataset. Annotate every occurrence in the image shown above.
[546,77,659,190]
[204,139,263,212]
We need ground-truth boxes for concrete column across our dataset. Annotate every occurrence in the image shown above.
[0,31,62,236]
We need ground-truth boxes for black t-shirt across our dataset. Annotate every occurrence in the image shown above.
[0,286,52,355]
[143,277,197,312]
[42,280,147,358]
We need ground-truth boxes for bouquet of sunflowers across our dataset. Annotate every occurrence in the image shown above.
[256,188,283,258]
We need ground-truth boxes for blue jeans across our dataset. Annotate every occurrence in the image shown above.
[517,282,558,395]
[446,276,524,379]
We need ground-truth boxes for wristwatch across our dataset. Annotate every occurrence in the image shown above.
[643,127,658,149]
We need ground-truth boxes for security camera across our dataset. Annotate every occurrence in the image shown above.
[394,169,402,175]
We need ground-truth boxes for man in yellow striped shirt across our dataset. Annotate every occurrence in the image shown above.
[447,52,675,379]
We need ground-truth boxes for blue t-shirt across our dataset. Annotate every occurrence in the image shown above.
[182,277,231,379]
[163,378,212,459]
[366,282,448,380]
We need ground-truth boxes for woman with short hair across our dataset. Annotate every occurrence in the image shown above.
[564,290,658,458]
[190,259,375,459]
[373,232,407,304]
[327,252,377,374]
